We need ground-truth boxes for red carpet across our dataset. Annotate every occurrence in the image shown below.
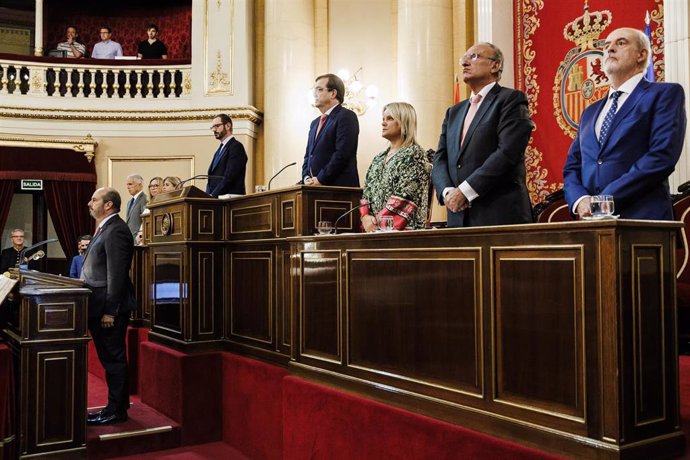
[82,349,690,459]
[282,375,561,460]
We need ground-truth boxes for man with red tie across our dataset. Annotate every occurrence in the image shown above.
[563,27,686,220]
[301,73,360,187]
[432,42,534,228]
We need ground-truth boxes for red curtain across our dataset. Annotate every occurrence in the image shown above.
[44,181,95,258]
[0,181,15,236]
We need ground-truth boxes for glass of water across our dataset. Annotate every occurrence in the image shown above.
[316,221,333,234]
[590,195,615,218]
[379,216,395,231]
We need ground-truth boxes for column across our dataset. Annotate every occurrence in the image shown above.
[396,0,453,150]
[263,0,315,189]
[34,0,43,56]
[665,0,690,191]
[476,0,514,89]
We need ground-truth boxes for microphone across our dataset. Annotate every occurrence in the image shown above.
[176,175,224,189]
[24,250,45,263]
[267,162,297,190]
[334,202,370,234]
[18,239,58,269]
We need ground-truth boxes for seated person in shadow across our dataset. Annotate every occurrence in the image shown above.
[161,176,181,193]
[359,102,431,232]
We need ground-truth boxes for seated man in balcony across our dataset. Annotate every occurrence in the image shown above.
[92,27,123,59]
[137,24,168,59]
[56,26,85,58]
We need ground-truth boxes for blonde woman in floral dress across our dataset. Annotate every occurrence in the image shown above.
[360,102,432,232]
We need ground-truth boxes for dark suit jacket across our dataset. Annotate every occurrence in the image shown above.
[125,192,147,237]
[301,104,360,187]
[206,137,247,197]
[81,215,135,318]
[432,84,534,227]
[563,80,686,220]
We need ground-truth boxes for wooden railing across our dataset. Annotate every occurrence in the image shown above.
[0,54,191,99]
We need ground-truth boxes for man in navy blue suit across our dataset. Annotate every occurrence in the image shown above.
[301,74,360,187]
[563,27,687,220]
[206,114,247,197]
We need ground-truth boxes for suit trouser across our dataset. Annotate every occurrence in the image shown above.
[88,313,129,415]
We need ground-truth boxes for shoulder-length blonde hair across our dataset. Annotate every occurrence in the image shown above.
[383,102,418,149]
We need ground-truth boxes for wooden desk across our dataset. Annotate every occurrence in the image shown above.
[1,269,90,459]
[289,220,683,459]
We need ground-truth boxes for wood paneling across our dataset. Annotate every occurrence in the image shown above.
[290,221,684,459]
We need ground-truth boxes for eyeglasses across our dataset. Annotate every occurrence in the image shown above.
[11,235,24,239]
[461,53,498,63]
[210,123,224,130]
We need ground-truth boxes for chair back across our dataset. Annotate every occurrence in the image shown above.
[532,189,574,223]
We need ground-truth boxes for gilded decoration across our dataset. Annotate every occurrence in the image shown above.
[552,3,612,139]
[183,71,192,95]
[517,0,559,204]
[0,106,263,124]
[650,1,664,81]
[0,134,97,163]
[208,50,231,94]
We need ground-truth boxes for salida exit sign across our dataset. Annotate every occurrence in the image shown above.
[21,179,43,191]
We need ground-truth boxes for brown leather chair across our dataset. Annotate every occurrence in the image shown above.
[532,189,575,223]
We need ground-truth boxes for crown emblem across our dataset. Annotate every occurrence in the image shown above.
[563,1,612,50]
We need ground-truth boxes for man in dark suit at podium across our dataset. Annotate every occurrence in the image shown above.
[301,73,360,187]
[206,114,247,197]
[82,187,135,425]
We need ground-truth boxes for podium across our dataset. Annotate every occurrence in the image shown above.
[1,268,90,458]
[143,184,363,358]
[144,186,225,348]
[224,185,362,362]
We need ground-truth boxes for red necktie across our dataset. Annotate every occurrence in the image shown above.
[461,94,482,144]
[315,114,328,138]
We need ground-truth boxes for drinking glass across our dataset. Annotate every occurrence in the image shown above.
[316,221,333,235]
[379,216,394,232]
[590,195,615,218]
[254,185,268,193]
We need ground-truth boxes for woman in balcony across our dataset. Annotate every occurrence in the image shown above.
[359,102,431,232]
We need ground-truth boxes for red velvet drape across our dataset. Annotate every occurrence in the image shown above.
[44,181,95,258]
[0,181,15,236]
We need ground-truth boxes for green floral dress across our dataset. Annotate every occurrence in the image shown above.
[362,144,432,229]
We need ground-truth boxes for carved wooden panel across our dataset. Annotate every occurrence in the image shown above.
[492,246,585,421]
[195,250,217,337]
[229,250,273,344]
[281,199,295,231]
[348,248,483,396]
[300,250,341,362]
[230,203,273,236]
[37,302,75,333]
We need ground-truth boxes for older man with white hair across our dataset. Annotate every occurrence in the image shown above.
[563,27,687,220]
[124,174,147,238]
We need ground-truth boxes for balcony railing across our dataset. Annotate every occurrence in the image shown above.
[0,54,191,99]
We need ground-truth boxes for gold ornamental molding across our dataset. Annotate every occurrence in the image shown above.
[0,106,263,124]
[0,134,97,163]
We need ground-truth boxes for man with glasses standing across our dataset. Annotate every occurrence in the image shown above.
[92,27,123,59]
[301,73,360,187]
[432,42,534,227]
[206,114,247,197]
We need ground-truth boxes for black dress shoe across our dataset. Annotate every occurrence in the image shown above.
[87,412,128,426]
[87,409,106,422]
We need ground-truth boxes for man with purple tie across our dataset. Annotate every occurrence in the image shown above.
[563,27,686,220]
